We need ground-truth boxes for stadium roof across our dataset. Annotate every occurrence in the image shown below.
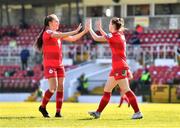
[0,0,82,5]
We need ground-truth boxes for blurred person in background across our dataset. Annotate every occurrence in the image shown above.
[139,68,151,101]
[77,73,89,94]
[26,67,34,77]
[9,39,17,48]
[135,24,144,34]
[20,46,30,70]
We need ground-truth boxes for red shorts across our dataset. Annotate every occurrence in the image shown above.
[44,66,65,79]
[109,69,129,80]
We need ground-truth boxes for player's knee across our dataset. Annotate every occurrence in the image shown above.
[57,84,64,91]
[123,87,131,93]
[49,86,57,93]
[104,87,113,92]
[49,89,56,93]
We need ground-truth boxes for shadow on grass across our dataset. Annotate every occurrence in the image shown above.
[0,116,36,119]
[78,117,127,121]
[78,118,94,120]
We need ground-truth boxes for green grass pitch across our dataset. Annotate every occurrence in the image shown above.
[0,102,180,128]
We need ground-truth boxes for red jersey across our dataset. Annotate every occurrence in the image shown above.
[42,30,63,67]
[104,31,129,70]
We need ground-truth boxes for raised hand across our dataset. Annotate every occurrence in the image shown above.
[75,23,82,33]
[96,18,102,31]
[88,18,92,29]
[84,19,91,33]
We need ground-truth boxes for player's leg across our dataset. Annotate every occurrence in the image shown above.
[89,76,117,119]
[117,78,143,119]
[39,77,57,117]
[124,95,130,107]
[55,77,65,117]
[55,66,65,117]
[118,94,125,107]
[39,67,58,118]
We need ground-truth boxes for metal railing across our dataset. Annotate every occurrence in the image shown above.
[0,43,178,66]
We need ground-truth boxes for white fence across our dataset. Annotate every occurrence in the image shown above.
[0,43,178,66]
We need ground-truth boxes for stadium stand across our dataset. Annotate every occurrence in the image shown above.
[0,25,80,46]
[0,64,43,92]
[125,29,179,44]
[0,25,179,94]
[133,65,180,84]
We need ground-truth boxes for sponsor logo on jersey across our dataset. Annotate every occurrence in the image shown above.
[49,69,53,74]
[122,70,127,76]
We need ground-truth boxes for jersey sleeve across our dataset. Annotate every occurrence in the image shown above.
[104,33,113,42]
[44,30,53,40]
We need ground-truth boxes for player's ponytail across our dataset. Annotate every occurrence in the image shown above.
[34,26,46,52]
[34,15,54,52]
[111,17,126,31]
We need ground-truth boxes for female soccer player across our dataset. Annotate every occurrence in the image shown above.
[87,18,143,119]
[34,14,88,118]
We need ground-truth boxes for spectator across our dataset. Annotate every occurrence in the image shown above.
[26,67,34,77]
[135,24,144,34]
[140,68,151,86]
[4,71,10,77]
[77,73,89,94]
[139,68,151,101]
[19,19,29,29]
[9,69,16,76]
[4,69,16,77]
[20,47,30,70]
[9,39,17,48]
[129,32,140,45]
[129,32,141,61]
[9,28,18,37]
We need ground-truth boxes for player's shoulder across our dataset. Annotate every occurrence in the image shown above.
[105,33,113,39]
[45,29,53,34]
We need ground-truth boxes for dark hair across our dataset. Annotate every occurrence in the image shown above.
[34,15,54,51]
[111,17,125,31]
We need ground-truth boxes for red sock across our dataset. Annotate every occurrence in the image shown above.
[41,89,53,108]
[56,91,64,113]
[124,95,129,103]
[96,92,111,113]
[119,96,124,106]
[125,91,139,113]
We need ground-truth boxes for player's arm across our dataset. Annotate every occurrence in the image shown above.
[63,21,89,42]
[62,29,88,42]
[88,19,106,42]
[51,24,82,38]
[96,19,107,36]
